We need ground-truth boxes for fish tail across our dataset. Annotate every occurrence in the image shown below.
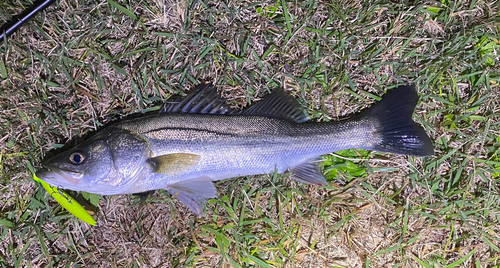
[365,85,433,156]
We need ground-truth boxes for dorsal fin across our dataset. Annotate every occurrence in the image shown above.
[243,89,309,123]
[160,84,236,114]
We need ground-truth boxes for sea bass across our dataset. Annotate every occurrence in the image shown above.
[36,84,433,215]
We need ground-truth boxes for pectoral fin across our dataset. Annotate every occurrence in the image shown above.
[290,159,328,186]
[166,176,217,216]
[147,153,201,175]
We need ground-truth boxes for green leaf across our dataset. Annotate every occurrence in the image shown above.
[107,0,137,20]
[443,249,476,268]
[0,57,7,79]
[411,254,433,268]
[425,6,443,14]
[322,149,370,181]
[82,192,101,207]
[0,219,14,229]
[247,254,273,268]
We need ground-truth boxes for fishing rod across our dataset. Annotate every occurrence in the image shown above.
[0,0,57,43]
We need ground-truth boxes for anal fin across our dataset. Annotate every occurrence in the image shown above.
[290,159,327,186]
[166,176,217,216]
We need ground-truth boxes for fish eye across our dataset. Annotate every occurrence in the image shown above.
[69,152,85,164]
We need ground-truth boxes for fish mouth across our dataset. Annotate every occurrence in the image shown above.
[36,166,83,185]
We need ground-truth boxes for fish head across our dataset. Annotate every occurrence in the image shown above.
[36,136,115,192]
[36,128,150,194]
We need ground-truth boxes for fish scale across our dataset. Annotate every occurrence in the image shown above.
[36,84,433,216]
[120,114,369,180]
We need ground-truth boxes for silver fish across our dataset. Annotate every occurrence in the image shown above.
[36,84,433,215]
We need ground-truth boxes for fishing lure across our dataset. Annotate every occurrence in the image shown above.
[33,174,96,226]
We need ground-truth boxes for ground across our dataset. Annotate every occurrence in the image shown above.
[0,0,499,267]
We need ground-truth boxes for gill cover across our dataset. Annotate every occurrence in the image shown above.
[37,128,150,194]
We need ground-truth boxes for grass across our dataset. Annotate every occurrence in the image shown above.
[0,0,499,267]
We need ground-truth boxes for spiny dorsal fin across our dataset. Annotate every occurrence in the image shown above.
[166,176,217,216]
[160,84,237,114]
[243,89,309,123]
[290,158,327,186]
[147,153,201,175]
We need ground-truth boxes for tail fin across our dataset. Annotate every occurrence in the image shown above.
[365,85,433,156]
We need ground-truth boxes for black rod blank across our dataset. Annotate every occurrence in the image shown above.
[0,0,57,42]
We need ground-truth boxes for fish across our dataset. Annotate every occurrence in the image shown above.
[36,84,433,215]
